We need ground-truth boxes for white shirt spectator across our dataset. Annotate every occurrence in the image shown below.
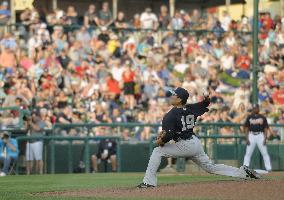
[232,87,250,110]
[28,36,42,57]
[195,54,209,70]
[225,36,236,47]
[123,37,136,52]
[174,63,189,74]
[76,28,91,46]
[220,53,234,70]
[140,10,158,29]
[221,14,231,31]
[111,65,124,82]
[276,32,284,46]
[36,23,50,44]
[171,17,183,30]
[182,80,197,95]
[195,76,208,93]
[142,68,160,82]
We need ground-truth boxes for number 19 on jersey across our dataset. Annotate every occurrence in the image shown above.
[181,115,195,131]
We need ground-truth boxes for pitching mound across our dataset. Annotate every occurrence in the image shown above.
[38,178,284,200]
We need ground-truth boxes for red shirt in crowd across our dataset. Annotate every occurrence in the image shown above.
[272,89,284,105]
[122,70,135,83]
[187,40,199,54]
[236,55,251,70]
[107,79,121,95]
[261,17,273,31]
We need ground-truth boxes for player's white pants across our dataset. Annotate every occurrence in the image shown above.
[143,135,248,186]
[243,133,272,171]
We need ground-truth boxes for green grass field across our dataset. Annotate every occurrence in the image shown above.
[0,173,236,200]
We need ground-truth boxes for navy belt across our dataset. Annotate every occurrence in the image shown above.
[249,131,263,135]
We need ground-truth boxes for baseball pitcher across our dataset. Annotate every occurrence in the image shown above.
[137,87,259,188]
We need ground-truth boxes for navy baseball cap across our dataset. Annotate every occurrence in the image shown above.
[166,87,189,104]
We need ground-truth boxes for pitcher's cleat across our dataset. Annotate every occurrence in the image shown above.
[137,183,155,188]
[242,165,261,179]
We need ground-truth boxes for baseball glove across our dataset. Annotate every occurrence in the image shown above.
[156,130,166,147]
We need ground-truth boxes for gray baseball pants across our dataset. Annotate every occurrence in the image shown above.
[143,135,248,186]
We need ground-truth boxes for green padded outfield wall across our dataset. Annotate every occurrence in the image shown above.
[21,142,284,173]
[46,142,167,173]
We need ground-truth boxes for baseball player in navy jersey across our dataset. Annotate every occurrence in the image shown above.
[137,87,259,188]
[243,104,272,171]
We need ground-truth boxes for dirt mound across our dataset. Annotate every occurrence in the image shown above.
[39,179,284,200]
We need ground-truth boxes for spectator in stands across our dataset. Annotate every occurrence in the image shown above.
[122,60,136,110]
[221,11,231,31]
[114,11,127,29]
[212,21,225,38]
[98,2,113,27]
[20,8,32,25]
[190,9,200,28]
[231,103,248,123]
[171,11,184,30]
[236,47,251,71]
[98,26,110,44]
[0,1,10,25]
[220,50,234,71]
[66,6,78,25]
[272,84,284,105]
[0,42,17,70]
[131,13,141,29]
[56,106,77,136]
[3,87,17,107]
[140,8,158,29]
[268,127,281,143]
[0,131,18,176]
[106,73,121,97]
[158,5,170,29]
[76,26,91,47]
[232,83,250,110]
[239,15,251,32]
[91,138,117,172]
[84,4,99,27]
[111,108,127,123]
[258,82,270,103]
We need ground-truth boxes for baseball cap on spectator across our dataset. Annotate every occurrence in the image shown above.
[166,87,189,104]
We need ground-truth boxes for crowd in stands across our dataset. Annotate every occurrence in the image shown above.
[0,1,283,141]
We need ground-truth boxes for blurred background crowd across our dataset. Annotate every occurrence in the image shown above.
[0,1,283,142]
